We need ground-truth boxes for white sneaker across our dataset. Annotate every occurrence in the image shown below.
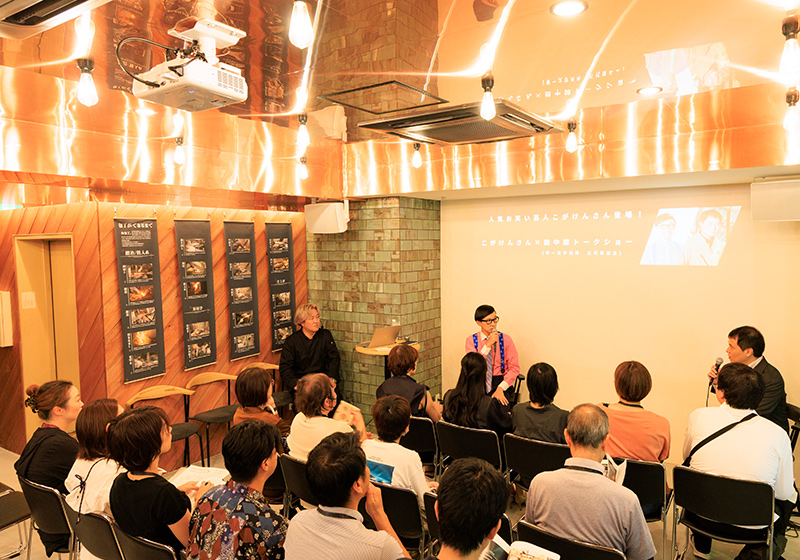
[689,535,711,559]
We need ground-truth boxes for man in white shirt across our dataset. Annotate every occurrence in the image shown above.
[284,431,409,560]
[362,396,437,507]
[685,362,795,560]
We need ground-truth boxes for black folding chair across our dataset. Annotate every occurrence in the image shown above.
[503,434,570,489]
[672,465,775,560]
[787,402,800,451]
[436,421,502,472]
[72,513,124,560]
[187,372,240,466]
[399,417,439,475]
[615,457,668,557]
[517,520,625,560]
[279,454,318,515]
[17,477,76,560]
[0,483,31,560]
[423,491,439,554]
[114,526,177,560]
[359,482,427,557]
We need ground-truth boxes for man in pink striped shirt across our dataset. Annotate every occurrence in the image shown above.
[464,304,520,405]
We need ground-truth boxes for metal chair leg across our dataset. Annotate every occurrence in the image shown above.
[205,424,211,466]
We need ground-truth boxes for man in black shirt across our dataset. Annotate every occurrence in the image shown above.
[279,303,340,395]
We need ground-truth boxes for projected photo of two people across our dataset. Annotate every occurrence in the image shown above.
[640,206,741,266]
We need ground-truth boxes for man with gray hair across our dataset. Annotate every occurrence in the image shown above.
[279,303,340,395]
[525,404,656,560]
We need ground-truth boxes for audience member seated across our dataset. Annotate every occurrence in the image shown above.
[284,431,409,560]
[683,362,795,560]
[65,398,125,518]
[525,404,656,560]
[108,406,213,554]
[362,396,437,507]
[286,373,366,460]
[14,381,83,556]
[376,344,442,421]
[511,363,568,444]
[279,303,340,396]
[188,421,288,560]
[233,365,291,451]
[601,361,670,462]
[443,352,511,435]
[424,458,508,560]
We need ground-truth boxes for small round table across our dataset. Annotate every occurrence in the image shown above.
[355,342,421,379]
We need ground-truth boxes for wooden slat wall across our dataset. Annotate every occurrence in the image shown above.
[0,203,105,453]
[98,203,306,470]
[0,201,306,472]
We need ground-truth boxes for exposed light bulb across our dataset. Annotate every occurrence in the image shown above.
[480,72,496,120]
[785,88,800,130]
[174,137,185,165]
[785,105,799,130]
[412,143,422,168]
[77,71,98,107]
[781,17,800,84]
[781,39,800,84]
[565,119,578,153]
[298,157,309,180]
[289,1,314,49]
[297,113,310,155]
[480,91,496,120]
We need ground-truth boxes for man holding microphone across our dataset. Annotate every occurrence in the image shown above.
[465,305,520,405]
[707,325,789,433]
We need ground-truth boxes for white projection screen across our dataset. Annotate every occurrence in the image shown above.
[441,184,800,464]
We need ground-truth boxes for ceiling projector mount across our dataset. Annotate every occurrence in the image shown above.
[117,18,248,112]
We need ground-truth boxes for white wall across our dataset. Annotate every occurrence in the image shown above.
[441,184,800,470]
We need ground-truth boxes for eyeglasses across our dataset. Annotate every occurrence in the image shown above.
[480,316,500,324]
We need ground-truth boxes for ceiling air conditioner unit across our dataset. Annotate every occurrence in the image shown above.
[0,0,111,40]
[358,99,561,145]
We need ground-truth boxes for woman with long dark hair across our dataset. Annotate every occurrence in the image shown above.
[443,352,511,434]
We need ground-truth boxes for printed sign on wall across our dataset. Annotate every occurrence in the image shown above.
[224,222,260,360]
[265,222,296,350]
[175,220,217,370]
[114,218,167,383]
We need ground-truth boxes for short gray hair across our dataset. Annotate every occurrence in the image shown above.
[294,303,320,327]
[566,404,609,448]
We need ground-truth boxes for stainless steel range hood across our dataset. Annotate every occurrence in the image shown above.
[358,99,561,145]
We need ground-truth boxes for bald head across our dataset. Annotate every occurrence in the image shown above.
[566,404,609,449]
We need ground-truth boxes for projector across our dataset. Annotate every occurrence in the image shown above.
[131,19,247,112]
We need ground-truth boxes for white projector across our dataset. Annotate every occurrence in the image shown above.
[132,19,247,112]
[133,58,247,112]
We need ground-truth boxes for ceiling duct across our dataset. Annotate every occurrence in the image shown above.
[358,99,561,145]
[0,0,110,39]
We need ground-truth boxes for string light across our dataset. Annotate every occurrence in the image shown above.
[412,143,422,168]
[76,59,98,107]
[297,113,310,155]
[289,1,314,49]
[174,137,186,165]
[480,72,496,121]
[565,119,578,153]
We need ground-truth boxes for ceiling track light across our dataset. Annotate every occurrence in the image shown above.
[480,72,496,121]
[76,58,98,107]
[781,16,800,85]
[289,1,314,49]
[785,87,800,131]
[412,142,422,168]
[565,119,578,153]
[174,136,186,165]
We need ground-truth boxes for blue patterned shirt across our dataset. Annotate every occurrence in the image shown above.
[188,480,287,560]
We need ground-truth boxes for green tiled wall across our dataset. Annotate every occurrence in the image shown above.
[306,197,442,423]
